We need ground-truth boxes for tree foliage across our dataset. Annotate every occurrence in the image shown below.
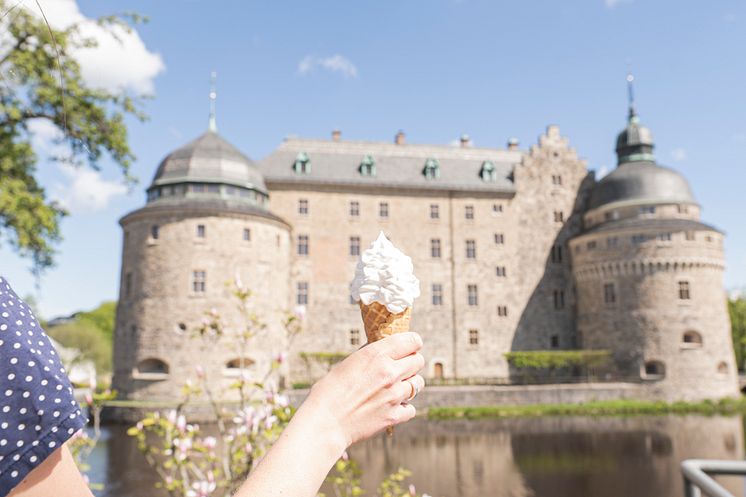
[504,350,611,370]
[729,298,746,371]
[47,318,111,374]
[0,1,146,272]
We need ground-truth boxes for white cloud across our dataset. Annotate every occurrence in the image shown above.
[26,0,164,93]
[597,165,609,179]
[27,118,127,212]
[671,147,687,162]
[604,0,633,8]
[298,54,358,78]
[52,164,127,213]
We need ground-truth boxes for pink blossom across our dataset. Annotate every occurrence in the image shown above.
[195,365,205,379]
[293,305,306,320]
[202,436,217,450]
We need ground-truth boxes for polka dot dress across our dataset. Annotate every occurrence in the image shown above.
[0,277,86,496]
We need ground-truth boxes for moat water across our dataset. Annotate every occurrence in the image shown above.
[86,415,746,497]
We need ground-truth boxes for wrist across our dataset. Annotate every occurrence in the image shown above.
[290,396,348,462]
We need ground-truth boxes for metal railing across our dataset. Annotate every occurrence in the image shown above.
[681,459,746,497]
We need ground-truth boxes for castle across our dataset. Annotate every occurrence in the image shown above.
[112,93,739,404]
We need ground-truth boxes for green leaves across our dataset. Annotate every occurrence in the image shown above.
[0,0,146,272]
[504,350,611,370]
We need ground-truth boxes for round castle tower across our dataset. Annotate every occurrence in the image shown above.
[112,121,291,405]
[569,103,738,401]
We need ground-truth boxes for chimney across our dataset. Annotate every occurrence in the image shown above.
[460,134,471,148]
[395,130,406,145]
[331,129,341,142]
[507,137,520,151]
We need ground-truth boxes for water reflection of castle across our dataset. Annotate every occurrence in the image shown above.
[112,82,738,403]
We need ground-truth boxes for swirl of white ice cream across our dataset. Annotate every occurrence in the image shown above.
[350,232,421,314]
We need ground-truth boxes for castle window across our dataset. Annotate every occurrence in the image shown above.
[718,362,729,375]
[379,202,389,218]
[496,266,506,277]
[243,228,251,241]
[682,331,703,347]
[552,175,562,186]
[640,205,656,215]
[349,236,361,257]
[642,360,665,380]
[678,204,689,214]
[604,282,616,304]
[430,204,440,219]
[658,232,672,242]
[431,239,441,258]
[497,305,508,317]
[350,329,361,346]
[469,329,479,345]
[191,184,206,193]
[551,245,563,263]
[550,335,559,349]
[192,271,206,293]
[125,272,132,299]
[423,158,440,179]
[480,161,497,182]
[298,199,309,215]
[349,201,360,217]
[607,237,619,248]
[705,235,713,242]
[553,290,565,310]
[297,235,309,256]
[678,281,691,300]
[434,362,444,379]
[494,233,505,245]
[586,241,597,250]
[134,358,169,380]
[151,225,159,240]
[467,285,478,306]
[296,282,308,305]
[432,284,443,306]
[465,205,474,220]
[224,358,255,377]
[604,210,619,221]
[207,184,220,194]
[293,151,311,174]
[554,211,564,223]
[685,231,695,241]
[632,234,647,244]
[359,155,376,177]
[466,240,476,259]
[492,203,503,213]
[197,224,206,238]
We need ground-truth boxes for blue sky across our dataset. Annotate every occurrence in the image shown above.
[3,0,746,318]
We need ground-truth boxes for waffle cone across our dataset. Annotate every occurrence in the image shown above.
[359,301,412,343]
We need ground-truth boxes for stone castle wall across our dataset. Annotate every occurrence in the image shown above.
[112,205,291,402]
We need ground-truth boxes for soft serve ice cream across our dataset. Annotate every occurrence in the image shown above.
[350,232,420,342]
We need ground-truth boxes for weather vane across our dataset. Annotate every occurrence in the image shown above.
[209,71,217,132]
[626,71,637,120]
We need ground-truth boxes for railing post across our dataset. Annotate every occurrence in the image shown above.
[683,477,702,497]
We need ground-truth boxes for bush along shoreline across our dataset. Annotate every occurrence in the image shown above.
[427,397,746,420]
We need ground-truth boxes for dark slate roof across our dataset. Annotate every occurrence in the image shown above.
[585,217,721,235]
[258,138,521,193]
[589,161,696,210]
[150,131,267,193]
[120,198,288,227]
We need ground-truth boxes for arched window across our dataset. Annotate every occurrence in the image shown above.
[717,362,728,375]
[480,161,497,182]
[359,155,376,177]
[682,331,703,347]
[423,158,440,180]
[642,360,665,380]
[224,357,256,377]
[134,358,169,380]
[293,151,311,174]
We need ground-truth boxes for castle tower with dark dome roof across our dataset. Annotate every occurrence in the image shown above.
[569,102,738,400]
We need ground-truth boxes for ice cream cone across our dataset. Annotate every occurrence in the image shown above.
[359,301,412,343]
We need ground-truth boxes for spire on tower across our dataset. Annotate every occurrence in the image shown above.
[208,71,217,132]
[626,71,637,122]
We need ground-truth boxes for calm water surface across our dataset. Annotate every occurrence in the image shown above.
[87,415,746,497]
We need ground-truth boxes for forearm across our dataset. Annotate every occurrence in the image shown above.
[234,401,347,497]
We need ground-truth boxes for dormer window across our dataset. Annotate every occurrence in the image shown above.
[293,152,311,175]
[480,161,497,182]
[359,155,376,177]
[423,158,440,180]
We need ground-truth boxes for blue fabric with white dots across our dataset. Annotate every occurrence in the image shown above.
[0,277,86,496]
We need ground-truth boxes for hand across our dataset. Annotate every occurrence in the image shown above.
[299,332,425,448]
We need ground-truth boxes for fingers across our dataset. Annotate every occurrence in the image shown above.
[394,352,425,381]
[390,374,425,404]
[371,332,422,360]
[389,402,416,427]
